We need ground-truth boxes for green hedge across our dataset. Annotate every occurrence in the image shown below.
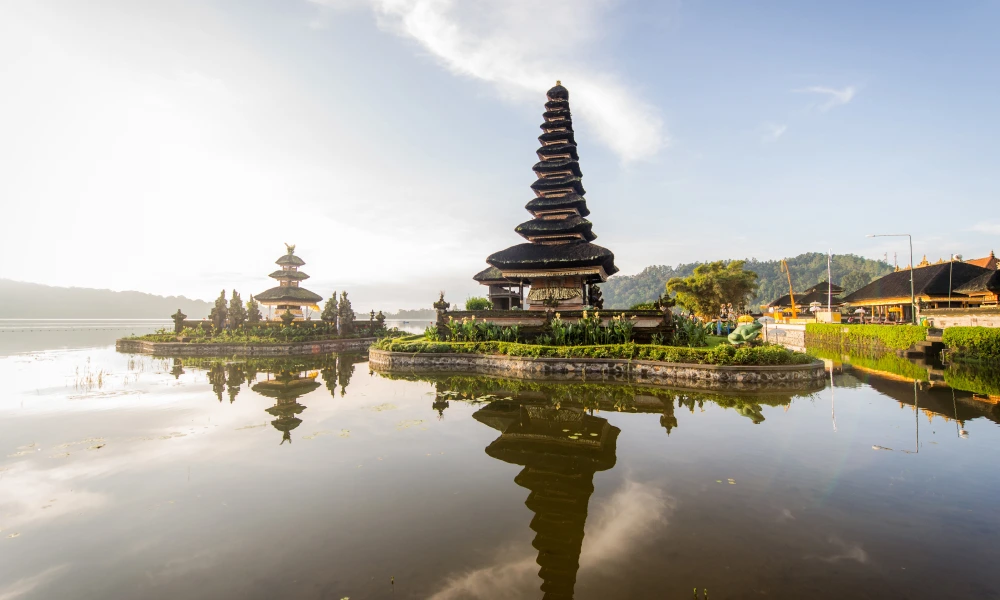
[373,339,813,366]
[807,346,929,382]
[943,327,1000,363]
[805,323,928,351]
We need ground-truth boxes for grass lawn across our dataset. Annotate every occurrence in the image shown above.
[705,335,729,348]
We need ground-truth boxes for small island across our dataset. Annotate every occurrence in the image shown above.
[117,245,398,357]
[370,83,823,391]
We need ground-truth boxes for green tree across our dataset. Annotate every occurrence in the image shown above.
[338,291,355,334]
[228,290,247,328]
[464,296,493,310]
[246,295,262,324]
[840,270,872,295]
[321,291,339,323]
[209,290,228,330]
[666,260,759,318]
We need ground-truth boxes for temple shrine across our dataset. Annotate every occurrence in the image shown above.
[255,244,323,320]
[475,82,618,310]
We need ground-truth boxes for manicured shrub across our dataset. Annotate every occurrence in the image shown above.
[805,323,927,351]
[372,339,812,366]
[942,327,1000,363]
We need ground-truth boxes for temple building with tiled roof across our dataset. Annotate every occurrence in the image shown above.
[841,259,992,320]
[767,281,845,311]
[255,244,323,320]
[965,250,998,271]
[475,82,618,310]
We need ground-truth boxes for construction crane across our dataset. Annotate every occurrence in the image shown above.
[780,259,798,321]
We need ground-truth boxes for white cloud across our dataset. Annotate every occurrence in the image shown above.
[761,122,788,143]
[795,85,857,111]
[970,221,1000,235]
[309,0,666,162]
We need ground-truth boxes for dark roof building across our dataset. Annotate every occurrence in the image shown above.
[953,269,1000,306]
[256,244,322,320]
[476,82,618,310]
[767,281,845,309]
[841,260,992,319]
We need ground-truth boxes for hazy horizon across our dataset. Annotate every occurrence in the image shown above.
[2,1,998,311]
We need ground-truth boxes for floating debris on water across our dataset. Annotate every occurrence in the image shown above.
[368,403,398,412]
[872,445,893,451]
[396,420,425,431]
[236,423,267,431]
[303,430,333,440]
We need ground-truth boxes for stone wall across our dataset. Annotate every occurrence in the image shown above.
[763,323,806,351]
[116,337,375,357]
[369,348,825,392]
[921,308,1000,329]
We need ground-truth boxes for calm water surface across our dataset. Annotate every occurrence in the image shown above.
[1,332,999,599]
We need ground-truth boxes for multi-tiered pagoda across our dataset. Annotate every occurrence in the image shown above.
[255,244,323,320]
[475,82,618,310]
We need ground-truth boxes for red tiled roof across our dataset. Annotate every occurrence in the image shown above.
[966,251,997,270]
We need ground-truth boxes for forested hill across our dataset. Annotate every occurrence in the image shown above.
[601,253,894,309]
[0,279,212,318]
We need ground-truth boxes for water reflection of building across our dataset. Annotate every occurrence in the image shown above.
[474,398,619,599]
[252,371,322,444]
[181,354,368,443]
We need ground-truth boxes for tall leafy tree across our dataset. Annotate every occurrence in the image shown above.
[209,290,228,330]
[246,295,262,324]
[840,271,872,295]
[338,291,355,334]
[321,291,339,323]
[666,260,759,318]
[228,290,247,328]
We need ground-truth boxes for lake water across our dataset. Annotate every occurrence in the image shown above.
[1,330,999,599]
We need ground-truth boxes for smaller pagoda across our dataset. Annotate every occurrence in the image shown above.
[255,244,323,321]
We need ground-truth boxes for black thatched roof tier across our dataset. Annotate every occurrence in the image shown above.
[540,120,573,132]
[531,175,585,196]
[538,130,576,145]
[515,216,595,242]
[473,265,529,284]
[269,270,309,281]
[525,193,590,217]
[537,144,579,161]
[954,269,1000,294]
[802,280,844,295]
[546,83,569,101]
[842,262,989,303]
[545,99,569,110]
[255,286,323,303]
[276,253,305,267]
[488,241,618,276]
[532,158,582,176]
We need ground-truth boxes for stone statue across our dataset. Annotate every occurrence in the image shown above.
[727,321,763,346]
[433,291,450,312]
[171,309,187,334]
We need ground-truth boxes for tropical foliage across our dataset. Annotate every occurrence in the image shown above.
[666,260,759,317]
[228,290,247,328]
[246,296,262,324]
[464,296,493,311]
[321,291,338,323]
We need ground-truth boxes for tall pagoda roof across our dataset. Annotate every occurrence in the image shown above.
[255,286,323,303]
[269,270,310,281]
[276,244,305,267]
[483,82,618,283]
[953,269,1000,294]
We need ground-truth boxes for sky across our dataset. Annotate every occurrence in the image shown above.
[1,0,998,311]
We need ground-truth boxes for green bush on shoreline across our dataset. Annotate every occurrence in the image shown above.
[805,323,928,351]
[128,325,401,345]
[372,338,813,366]
[942,327,1000,363]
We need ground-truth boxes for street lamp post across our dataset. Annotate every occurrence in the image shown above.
[868,233,916,324]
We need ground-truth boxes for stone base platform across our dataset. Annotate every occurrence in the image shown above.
[369,348,826,392]
[116,337,376,357]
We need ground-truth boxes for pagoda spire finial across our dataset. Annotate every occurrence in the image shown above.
[284,243,296,255]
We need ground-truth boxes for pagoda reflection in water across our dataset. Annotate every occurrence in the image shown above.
[177,353,368,443]
[473,398,619,599]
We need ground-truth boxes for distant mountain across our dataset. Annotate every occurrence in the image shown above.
[600,253,894,309]
[0,279,212,318]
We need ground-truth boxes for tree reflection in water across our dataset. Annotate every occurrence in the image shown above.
[174,353,368,443]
